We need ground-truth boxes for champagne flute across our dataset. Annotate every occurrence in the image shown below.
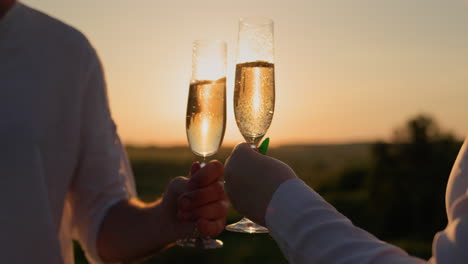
[176,40,227,248]
[225,17,275,234]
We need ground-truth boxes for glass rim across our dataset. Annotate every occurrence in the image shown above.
[239,17,273,26]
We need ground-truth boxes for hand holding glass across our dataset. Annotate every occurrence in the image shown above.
[176,40,227,248]
[225,17,275,234]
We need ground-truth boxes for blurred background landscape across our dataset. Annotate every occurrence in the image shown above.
[74,114,463,263]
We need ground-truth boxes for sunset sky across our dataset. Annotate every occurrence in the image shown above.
[23,0,468,146]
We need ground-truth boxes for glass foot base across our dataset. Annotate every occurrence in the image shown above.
[225,217,269,233]
[176,237,223,249]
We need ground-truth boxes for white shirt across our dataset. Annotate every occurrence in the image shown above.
[0,3,135,264]
[266,137,468,264]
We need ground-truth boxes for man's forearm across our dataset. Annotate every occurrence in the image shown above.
[96,198,186,262]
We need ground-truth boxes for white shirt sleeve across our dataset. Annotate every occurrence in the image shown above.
[266,178,425,264]
[431,138,468,264]
[265,137,468,264]
[68,48,136,264]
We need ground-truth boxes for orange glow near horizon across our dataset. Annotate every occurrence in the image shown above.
[22,0,468,146]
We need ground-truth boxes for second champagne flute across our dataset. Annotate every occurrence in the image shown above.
[225,17,275,234]
[176,40,227,248]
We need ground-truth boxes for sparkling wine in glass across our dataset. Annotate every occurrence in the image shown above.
[176,40,227,248]
[225,17,275,234]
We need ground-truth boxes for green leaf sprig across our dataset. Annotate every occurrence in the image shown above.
[258,137,270,155]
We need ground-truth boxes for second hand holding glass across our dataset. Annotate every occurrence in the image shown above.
[225,17,275,234]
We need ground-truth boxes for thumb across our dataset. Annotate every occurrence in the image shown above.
[230,142,260,159]
[233,142,258,153]
[187,160,223,190]
[226,143,263,168]
[189,162,201,177]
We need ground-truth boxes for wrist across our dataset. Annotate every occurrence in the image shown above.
[256,176,296,226]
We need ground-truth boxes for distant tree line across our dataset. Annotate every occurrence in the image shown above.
[318,114,463,258]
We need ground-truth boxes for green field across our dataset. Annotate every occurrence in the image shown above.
[126,143,372,201]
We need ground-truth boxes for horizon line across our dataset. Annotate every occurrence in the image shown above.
[125,140,386,148]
